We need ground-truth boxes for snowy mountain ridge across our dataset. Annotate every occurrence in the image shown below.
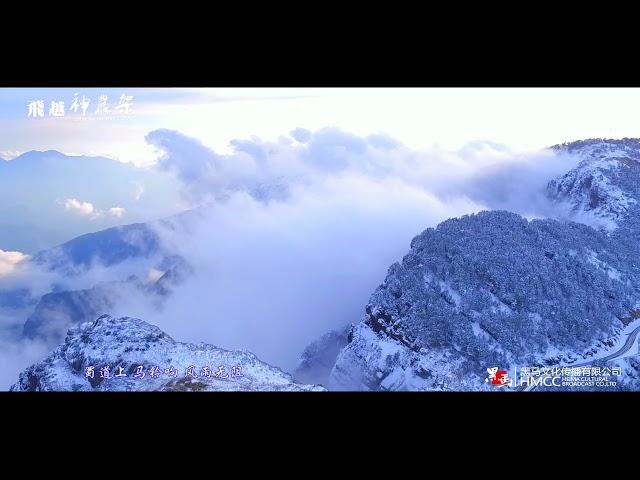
[12,315,324,392]
[548,138,640,231]
[551,138,640,160]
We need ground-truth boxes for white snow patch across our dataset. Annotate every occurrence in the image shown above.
[471,321,490,341]
[438,280,461,307]
[488,291,512,314]
[584,249,622,282]
[424,272,462,307]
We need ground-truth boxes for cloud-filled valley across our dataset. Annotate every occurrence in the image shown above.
[0,127,588,387]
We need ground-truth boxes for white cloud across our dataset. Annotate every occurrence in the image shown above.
[125,127,585,372]
[108,207,125,218]
[123,180,482,372]
[145,128,575,217]
[0,150,23,160]
[64,198,95,216]
[0,337,51,390]
[147,268,164,283]
[0,249,29,277]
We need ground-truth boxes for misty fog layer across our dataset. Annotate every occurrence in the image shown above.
[0,127,582,386]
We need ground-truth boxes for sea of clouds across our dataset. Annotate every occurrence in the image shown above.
[0,127,582,387]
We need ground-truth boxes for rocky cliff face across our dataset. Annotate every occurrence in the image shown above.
[12,315,324,392]
[293,326,350,387]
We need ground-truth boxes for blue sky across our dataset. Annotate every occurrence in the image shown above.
[3,88,640,165]
[0,88,324,163]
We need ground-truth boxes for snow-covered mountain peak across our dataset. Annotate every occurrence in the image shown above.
[548,138,640,230]
[11,315,324,391]
[551,138,640,161]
